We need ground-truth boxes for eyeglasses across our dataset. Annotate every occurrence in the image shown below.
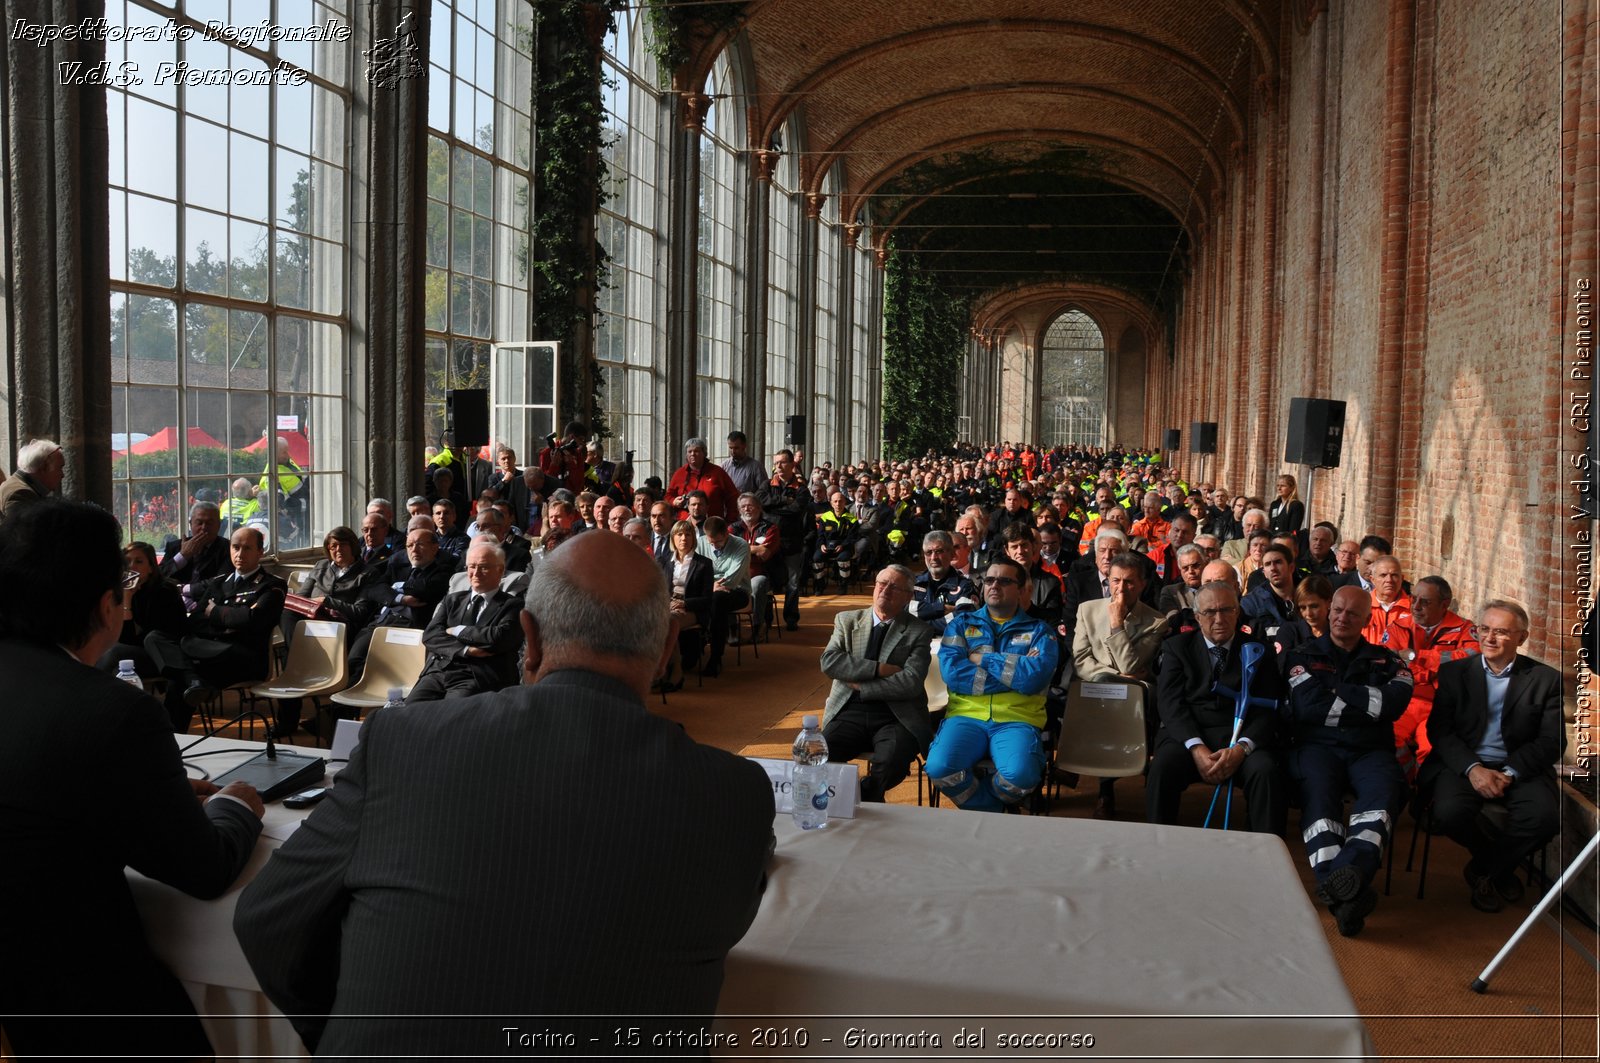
[981,576,1019,588]
[1477,627,1521,640]
[1195,606,1238,618]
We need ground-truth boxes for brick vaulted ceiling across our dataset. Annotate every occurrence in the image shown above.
[682,0,1283,324]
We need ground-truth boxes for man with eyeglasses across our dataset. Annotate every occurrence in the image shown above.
[910,530,978,637]
[1422,600,1563,913]
[819,565,933,802]
[1147,580,1287,834]
[924,557,1059,812]
[1390,576,1480,779]
[1282,586,1413,937]
[1327,540,1362,585]
[408,538,524,704]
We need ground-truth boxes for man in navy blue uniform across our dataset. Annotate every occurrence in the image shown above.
[1283,585,1413,937]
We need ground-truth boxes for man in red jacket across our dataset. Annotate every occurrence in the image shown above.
[1361,555,1412,648]
[667,437,739,522]
[1392,575,1479,779]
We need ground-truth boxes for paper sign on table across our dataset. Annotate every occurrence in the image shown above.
[747,757,859,818]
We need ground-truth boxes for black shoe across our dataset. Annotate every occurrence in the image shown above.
[1491,870,1525,904]
[1092,797,1115,820]
[1315,865,1363,908]
[1465,866,1504,912]
[182,682,217,709]
[785,619,799,631]
[1332,888,1378,936]
[702,659,722,679]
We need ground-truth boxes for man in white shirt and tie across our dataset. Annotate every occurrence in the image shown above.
[1158,543,1207,614]
[408,538,524,703]
[649,501,675,565]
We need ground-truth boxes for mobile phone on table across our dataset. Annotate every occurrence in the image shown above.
[283,787,329,808]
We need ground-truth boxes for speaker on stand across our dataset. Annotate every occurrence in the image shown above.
[1284,397,1346,530]
[1190,420,1217,486]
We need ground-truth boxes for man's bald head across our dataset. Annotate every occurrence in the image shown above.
[1200,560,1239,591]
[1328,586,1373,649]
[521,528,671,696]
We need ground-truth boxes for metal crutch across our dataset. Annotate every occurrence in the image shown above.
[1470,830,1599,993]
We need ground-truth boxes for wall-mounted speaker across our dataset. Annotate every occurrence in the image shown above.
[1285,398,1346,469]
[1161,428,1181,451]
[1190,421,1218,455]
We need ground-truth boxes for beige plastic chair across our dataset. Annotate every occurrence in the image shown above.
[1054,679,1148,778]
[923,637,949,712]
[329,625,427,714]
[250,619,348,711]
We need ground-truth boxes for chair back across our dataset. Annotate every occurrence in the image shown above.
[1054,679,1147,777]
[924,636,949,712]
[331,626,427,708]
[268,619,348,696]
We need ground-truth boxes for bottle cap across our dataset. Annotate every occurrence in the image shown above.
[119,659,135,671]
[801,713,819,728]
[386,687,405,701]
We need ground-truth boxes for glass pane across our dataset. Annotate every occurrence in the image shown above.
[128,296,179,384]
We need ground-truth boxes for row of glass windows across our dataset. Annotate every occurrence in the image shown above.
[102,1,886,551]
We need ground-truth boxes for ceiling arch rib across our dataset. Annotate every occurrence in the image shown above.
[749,20,1246,152]
[812,83,1225,204]
[974,282,1165,346]
[842,130,1201,227]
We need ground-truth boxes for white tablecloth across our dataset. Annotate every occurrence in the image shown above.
[131,738,1374,1060]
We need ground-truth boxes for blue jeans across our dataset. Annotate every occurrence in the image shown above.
[924,715,1044,812]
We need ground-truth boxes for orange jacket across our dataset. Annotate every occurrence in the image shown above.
[1077,516,1105,554]
[1362,593,1412,649]
[1130,517,1170,544]
[1392,611,1480,759]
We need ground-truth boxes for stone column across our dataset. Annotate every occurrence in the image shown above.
[743,149,778,456]
[794,192,822,461]
[835,223,858,460]
[664,91,709,460]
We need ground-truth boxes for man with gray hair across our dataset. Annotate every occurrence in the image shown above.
[235,530,773,1056]
[666,436,739,522]
[910,530,978,637]
[0,437,64,522]
[407,538,523,703]
[1221,508,1270,566]
[1159,543,1208,613]
[159,500,231,587]
[820,564,932,802]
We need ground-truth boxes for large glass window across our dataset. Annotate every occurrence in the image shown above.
[1039,309,1108,448]
[696,57,742,454]
[765,141,801,456]
[424,0,535,455]
[597,12,667,474]
[108,0,351,552]
[812,169,840,464]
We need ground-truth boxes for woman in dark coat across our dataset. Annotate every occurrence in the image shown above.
[98,541,187,678]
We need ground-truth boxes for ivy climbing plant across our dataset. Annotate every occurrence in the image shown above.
[530,0,625,437]
[641,0,747,88]
[881,241,969,460]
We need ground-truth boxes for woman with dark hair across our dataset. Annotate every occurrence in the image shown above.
[288,525,376,631]
[663,519,713,682]
[97,540,187,679]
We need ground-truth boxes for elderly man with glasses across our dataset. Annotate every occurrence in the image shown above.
[924,556,1059,812]
[819,565,933,802]
[1147,581,1288,833]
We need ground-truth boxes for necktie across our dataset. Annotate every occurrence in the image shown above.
[1100,578,1109,598]
[865,620,889,661]
[1209,644,1227,682]
[468,594,483,623]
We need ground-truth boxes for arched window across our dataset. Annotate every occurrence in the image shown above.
[766,134,801,455]
[697,56,743,452]
[107,0,353,551]
[599,11,668,472]
[1039,309,1107,448]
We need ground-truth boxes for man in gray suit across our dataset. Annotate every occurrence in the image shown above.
[234,531,774,1055]
[820,563,934,801]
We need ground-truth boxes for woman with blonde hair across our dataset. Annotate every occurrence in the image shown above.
[1269,473,1304,535]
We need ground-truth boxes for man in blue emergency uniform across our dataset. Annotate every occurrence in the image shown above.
[1284,585,1413,937]
[925,556,1059,811]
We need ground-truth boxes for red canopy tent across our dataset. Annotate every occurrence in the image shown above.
[112,425,226,458]
[243,430,311,468]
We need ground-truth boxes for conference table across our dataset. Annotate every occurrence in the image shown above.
[131,736,1375,1060]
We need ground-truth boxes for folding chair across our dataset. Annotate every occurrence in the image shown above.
[329,626,427,718]
[1054,679,1149,781]
[249,619,348,742]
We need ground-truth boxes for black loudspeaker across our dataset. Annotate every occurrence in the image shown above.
[785,414,807,447]
[446,388,490,449]
[1285,397,1347,468]
[1190,421,1218,454]
[1162,428,1181,451]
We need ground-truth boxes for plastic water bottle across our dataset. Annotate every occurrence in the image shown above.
[791,714,830,830]
[115,659,143,692]
[382,687,405,713]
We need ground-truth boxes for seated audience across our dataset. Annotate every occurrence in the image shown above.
[159,500,231,589]
[910,530,979,636]
[1362,554,1413,648]
[1422,600,1563,912]
[358,510,396,567]
[432,497,471,557]
[1147,580,1287,834]
[697,515,751,678]
[663,519,714,678]
[0,499,264,1059]
[1307,522,1339,576]
[668,436,740,521]
[1158,543,1207,614]
[820,565,932,802]
[408,538,524,703]
[1241,543,1300,635]
[290,525,377,633]
[924,557,1059,811]
[1392,575,1480,778]
[145,526,287,733]
[1221,507,1270,565]
[731,492,781,639]
[345,526,453,693]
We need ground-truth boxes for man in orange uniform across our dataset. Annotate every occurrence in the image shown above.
[1361,555,1412,648]
[1391,575,1479,779]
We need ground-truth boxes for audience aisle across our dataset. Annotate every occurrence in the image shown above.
[662,590,1599,1063]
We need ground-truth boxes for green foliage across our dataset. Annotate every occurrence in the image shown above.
[112,445,265,480]
[881,243,968,460]
[531,0,627,438]
[641,0,747,87]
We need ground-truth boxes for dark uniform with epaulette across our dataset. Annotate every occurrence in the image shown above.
[1284,633,1413,931]
[145,567,287,733]
[909,569,979,637]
